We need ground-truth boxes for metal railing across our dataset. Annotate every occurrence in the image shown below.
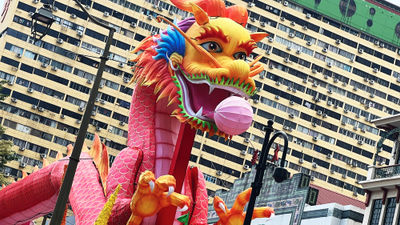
[374,164,400,179]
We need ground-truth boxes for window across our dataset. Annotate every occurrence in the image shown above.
[369,199,382,225]
[383,198,396,225]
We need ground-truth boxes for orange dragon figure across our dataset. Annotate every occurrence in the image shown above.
[0,0,274,224]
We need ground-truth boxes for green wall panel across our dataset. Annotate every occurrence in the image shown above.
[291,0,400,47]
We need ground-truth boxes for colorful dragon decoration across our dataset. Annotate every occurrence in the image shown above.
[0,0,275,224]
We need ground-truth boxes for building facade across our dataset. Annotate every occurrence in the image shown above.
[0,0,400,203]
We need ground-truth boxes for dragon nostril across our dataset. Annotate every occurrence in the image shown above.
[227,60,250,81]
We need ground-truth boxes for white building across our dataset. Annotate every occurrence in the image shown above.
[360,114,400,225]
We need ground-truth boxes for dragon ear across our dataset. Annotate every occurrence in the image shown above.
[190,2,209,25]
[250,33,268,42]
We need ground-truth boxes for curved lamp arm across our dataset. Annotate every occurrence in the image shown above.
[264,131,289,167]
[72,0,116,31]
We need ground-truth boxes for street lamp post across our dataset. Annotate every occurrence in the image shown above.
[30,1,116,224]
[243,120,290,225]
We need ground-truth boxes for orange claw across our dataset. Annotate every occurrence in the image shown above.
[213,188,274,225]
[127,171,190,225]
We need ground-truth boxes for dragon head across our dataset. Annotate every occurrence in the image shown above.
[131,0,267,138]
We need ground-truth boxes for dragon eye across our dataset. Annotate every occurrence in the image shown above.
[200,41,222,53]
[233,52,247,61]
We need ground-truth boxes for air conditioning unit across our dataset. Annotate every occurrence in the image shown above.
[91,111,96,116]
[253,99,259,104]
[351,161,357,167]
[51,66,58,71]
[310,176,315,181]
[369,80,375,85]
[243,165,250,170]
[147,15,153,20]
[357,140,363,145]
[302,25,308,30]
[353,126,358,131]
[312,122,317,127]
[158,6,163,11]
[370,93,374,98]
[289,100,294,105]
[286,46,291,51]
[326,154,331,159]
[336,39,341,44]
[312,82,318,87]
[280,17,285,21]
[275,81,281,86]
[306,13,311,19]
[312,69,317,74]
[350,58,354,62]
[76,119,81,124]
[290,21,295,26]
[60,114,65,119]
[303,78,307,83]
[250,17,255,22]
[29,12,35,17]
[41,62,48,68]
[103,11,110,17]
[99,83,104,88]
[327,101,332,106]
[312,162,317,168]
[130,22,137,28]
[353,86,358,91]
[283,126,289,130]
[299,158,304,164]
[379,43,384,48]
[268,37,274,42]
[358,48,363,54]
[283,1,288,6]
[284,58,290,63]
[56,38,64,44]
[32,0,39,3]
[268,64,274,69]
[38,107,44,112]
[27,88,34,93]
[168,10,174,15]
[70,14,77,19]
[216,170,222,176]
[123,78,130,83]
[96,126,101,131]
[78,106,84,112]
[19,162,26,168]
[327,62,332,67]
[7,80,14,85]
[313,136,318,141]
[333,78,338,83]
[40,153,47,159]
[327,88,332,94]
[119,121,125,126]
[330,170,334,174]
[260,22,265,27]
[16,53,22,58]
[4,173,10,177]
[265,50,271,55]
[322,48,327,53]
[87,79,93,84]
[240,150,246,156]
[306,41,312,46]
[342,174,346,179]
[85,4,91,9]
[317,110,323,115]
[11,97,17,103]
[289,113,294,118]
[344,109,348,113]
[296,49,301,54]
[19,146,25,151]
[247,2,255,7]
[31,105,38,110]
[361,128,366,133]
[288,33,295,38]
[322,113,327,118]
[77,31,83,37]
[100,99,106,104]
[275,95,280,100]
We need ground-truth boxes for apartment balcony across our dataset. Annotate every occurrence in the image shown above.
[360,164,400,191]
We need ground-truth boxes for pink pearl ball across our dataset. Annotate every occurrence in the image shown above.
[214,96,253,136]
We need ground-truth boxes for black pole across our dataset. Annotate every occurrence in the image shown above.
[48,1,115,224]
[243,120,290,225]
[243,120,274,225]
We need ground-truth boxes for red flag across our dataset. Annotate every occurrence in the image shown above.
[251,150,259,166]
[272,144,280,162]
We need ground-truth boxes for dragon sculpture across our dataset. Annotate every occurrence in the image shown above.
[0,0,274,224]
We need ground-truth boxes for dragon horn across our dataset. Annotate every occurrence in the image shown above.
[189,2,208,25]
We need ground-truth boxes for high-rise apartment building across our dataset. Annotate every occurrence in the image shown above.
[1,0,399,204]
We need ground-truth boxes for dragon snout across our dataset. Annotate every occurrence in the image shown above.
[226,60,251,83]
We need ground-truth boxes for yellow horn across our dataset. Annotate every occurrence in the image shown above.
[190,2,209,25]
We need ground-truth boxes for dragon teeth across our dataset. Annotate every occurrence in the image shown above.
[195,107,203,117]
[209,85,215,95]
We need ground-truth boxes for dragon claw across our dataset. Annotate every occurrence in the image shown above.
[149,180,155,192]
[177,205,188,212]
[167,186,174,197]
[218,202,227,214]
